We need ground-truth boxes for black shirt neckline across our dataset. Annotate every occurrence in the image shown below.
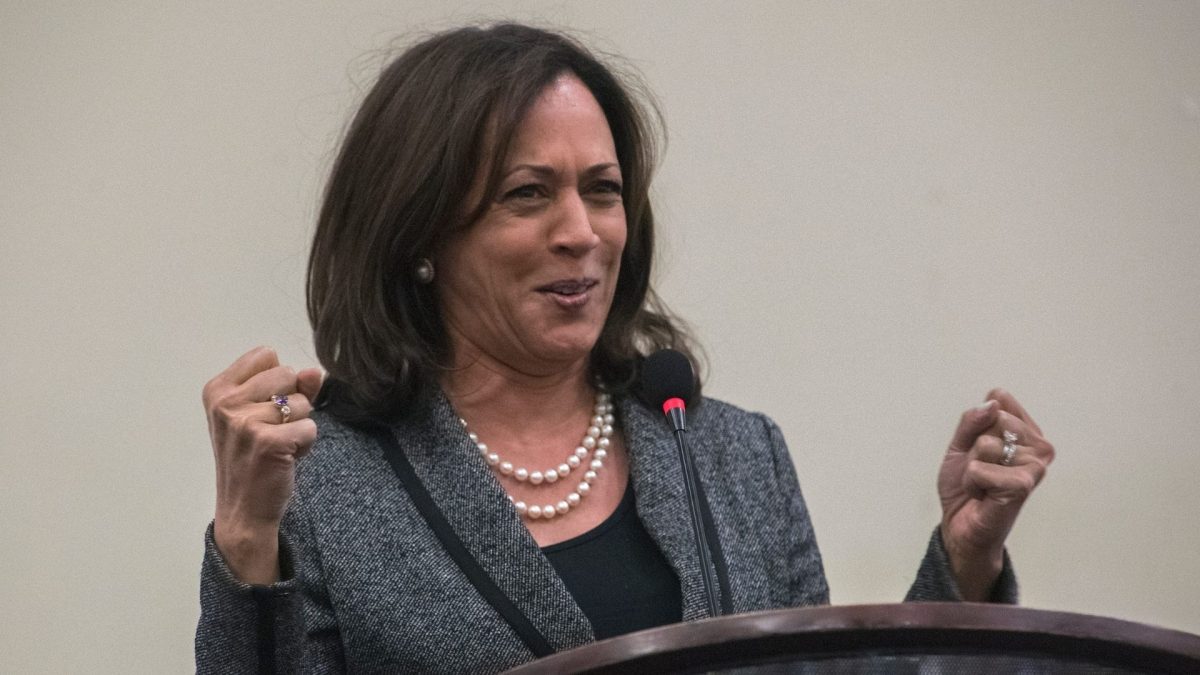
[539,481,636,554]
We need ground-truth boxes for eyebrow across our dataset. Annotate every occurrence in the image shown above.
[503,162,621,180]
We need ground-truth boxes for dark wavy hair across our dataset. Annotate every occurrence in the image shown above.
[307,23,701,422]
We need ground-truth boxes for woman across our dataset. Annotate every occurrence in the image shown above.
[197,23,1054,673]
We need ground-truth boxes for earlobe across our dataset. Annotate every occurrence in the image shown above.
[414,258,435,284]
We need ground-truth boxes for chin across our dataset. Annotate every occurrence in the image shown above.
[530,328,603,365]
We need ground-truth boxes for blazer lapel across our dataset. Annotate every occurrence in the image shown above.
[621,397,713,621]
[389,393,594,652]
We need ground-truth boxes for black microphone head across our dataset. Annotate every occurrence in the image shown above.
[639,349,696,407]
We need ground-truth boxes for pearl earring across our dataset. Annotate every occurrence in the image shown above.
[414,258,434,284]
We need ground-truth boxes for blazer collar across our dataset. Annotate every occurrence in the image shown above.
[388,391,710,651]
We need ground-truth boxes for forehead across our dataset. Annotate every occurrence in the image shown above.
[503,74,616,163]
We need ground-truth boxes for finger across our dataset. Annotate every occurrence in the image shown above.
[969,435,1043,476]
[987,410,1036,444]
[256,418,318,459]
[987,388,1043,437]
[203,347,281,409]
[962,458,1039,507]
[253,393,314,426]
[222,346,281,387]
[291,418,318,459]
[240,365,301,404]
[971,434,1006,466]
[985,410,1055,466]
[208,392,313,437]
[948,399,999,452]
[297,367,324,402]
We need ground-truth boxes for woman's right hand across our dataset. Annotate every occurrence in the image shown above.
[202,346,322,584]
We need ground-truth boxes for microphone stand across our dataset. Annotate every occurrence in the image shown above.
[664,400,721,618]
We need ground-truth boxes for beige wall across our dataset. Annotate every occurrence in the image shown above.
[2,1,1198,671]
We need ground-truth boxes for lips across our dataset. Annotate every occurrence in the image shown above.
[536,278,598,295]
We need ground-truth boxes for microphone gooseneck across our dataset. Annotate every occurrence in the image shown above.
[639,349,721,618]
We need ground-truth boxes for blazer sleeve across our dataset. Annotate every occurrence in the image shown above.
[905,527,1019,603]
[760,413,831,606]
[195,487,345,673]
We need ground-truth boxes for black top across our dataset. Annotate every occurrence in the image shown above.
[542,484,683,640]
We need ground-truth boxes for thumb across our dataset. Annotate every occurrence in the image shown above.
[297,367,325,402]
[949,399,998,452]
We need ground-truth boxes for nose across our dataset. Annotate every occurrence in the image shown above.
[550,190,601,257]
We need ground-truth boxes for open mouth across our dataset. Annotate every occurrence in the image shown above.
[537,279,598,296]
[537,278,599,308]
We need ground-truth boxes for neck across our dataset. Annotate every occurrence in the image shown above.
[440,345,596,443]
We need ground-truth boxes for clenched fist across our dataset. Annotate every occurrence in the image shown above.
[937,389,1056,600]
[202,346,322,584]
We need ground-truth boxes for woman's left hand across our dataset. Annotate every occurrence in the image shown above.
[937,389,1055,601]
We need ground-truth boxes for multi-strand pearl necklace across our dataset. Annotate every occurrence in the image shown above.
[460,392,615,521]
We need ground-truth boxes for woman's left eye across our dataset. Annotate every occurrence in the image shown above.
[592,180,623,197]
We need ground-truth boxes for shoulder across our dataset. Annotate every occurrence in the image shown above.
[687,396,795,479]
[690,396,783,445]
[620,393,784,448]
[621,393,789,474]
[293,410,389,487]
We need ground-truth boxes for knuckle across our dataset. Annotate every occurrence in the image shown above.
[265,434,292,455]
[252,428,289,455]
[1016,471,1036,495]
[294,420,317,440]
[228,411,261,439]
[209,402,238,429]
[966,458,990,478]
[974,435,999,455]
[961,461,980,482]
[1028,460,1047,484]
[203,379,239,411]
[294,422,319,455]
[278,365,297,380]
[212,389,243,412]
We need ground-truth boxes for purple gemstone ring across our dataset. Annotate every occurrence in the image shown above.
[271,394,292,423]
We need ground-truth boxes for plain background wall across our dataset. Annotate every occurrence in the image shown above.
[2,1,1198,671]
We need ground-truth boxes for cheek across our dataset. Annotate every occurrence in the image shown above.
[602,224,628,303]
[602,216,628,261]
[459,232,533,285]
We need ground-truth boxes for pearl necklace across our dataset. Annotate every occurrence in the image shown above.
[460,392,615,521]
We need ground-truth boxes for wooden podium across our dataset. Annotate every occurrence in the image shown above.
[505,604,1200,674]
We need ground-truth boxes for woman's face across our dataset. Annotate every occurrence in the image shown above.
[437,74,627,375]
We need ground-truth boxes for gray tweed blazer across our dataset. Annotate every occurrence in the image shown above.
[196,393,1014,673]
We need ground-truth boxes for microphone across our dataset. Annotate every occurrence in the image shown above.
[639,349,721,618]
[640,349,694,433]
